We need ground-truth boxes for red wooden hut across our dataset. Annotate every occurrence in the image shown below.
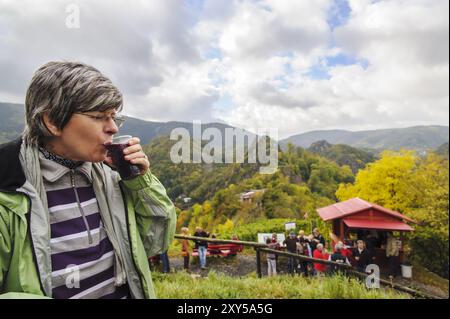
[317,197,416,269]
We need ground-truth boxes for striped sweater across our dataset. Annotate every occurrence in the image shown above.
[39,150,130,299]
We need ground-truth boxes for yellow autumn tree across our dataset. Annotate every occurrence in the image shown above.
[410,153,449,237]
[336,150,419,213]
[202,200,214,230]
[336,150,449,277]
[215,219,235,236]
[408,153,449,276]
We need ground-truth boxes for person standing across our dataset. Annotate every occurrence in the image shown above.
[266,238,278,277]
[271,233,279,245]
[386,232,401,278]
[328,243,351,274]
[313,228,325,246]
[194,226,210,270]
[296,239,311,276]
[271,233,281,263]
[310,228,325,256]
[180,227,191,271]
[313,244,329,276]
[298,231,312,275]
[353,240,371,273]
[297,230,309,244]
[160,251,171,274]
[283,231,299,275]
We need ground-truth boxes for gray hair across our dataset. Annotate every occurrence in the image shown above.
[23,61,123,146]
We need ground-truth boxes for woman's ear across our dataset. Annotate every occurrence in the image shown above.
[43,113,62,136]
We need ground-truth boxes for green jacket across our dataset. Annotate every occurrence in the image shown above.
[0,139,177,299]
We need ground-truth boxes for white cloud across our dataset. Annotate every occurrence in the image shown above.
[127,59,221,122]
[214,0,449,138]
[0,0,213,121]
[217,0,330,59]
[0,0,448,138]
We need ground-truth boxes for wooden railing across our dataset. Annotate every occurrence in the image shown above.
[174,235,441,299]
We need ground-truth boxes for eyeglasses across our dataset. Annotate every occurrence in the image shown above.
[76,113,125,128]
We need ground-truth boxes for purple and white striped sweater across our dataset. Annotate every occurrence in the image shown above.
[39,151,130,299]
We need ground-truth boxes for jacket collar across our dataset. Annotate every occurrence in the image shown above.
[0,138,26,191]
[0,138,93,191]
[39,151,93,183]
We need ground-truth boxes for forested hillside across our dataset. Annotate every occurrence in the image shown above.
[146,136,449,279]
[146,136,354,234]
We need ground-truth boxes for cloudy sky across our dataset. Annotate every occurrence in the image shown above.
[0,0,448,138]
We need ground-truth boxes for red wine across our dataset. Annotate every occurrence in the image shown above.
[105,143,141,180]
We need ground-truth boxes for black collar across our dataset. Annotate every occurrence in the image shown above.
[38,147,84,170]
[0,138,26,191]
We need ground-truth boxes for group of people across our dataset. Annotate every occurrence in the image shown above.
[266,228,325,276]
[265,228,402,278]
[163,226,401,279]
[154,226,243,273]
[179,226,211,271]
[150,226,211,273]
[265,228,328,277]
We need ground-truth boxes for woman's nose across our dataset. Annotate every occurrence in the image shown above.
[105,118,119,135]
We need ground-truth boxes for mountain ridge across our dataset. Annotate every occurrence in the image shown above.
[1,101,448,151]
[281,125,449,151]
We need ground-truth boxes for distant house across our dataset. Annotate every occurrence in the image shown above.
[239,189,266,204]
[176,194,192,206]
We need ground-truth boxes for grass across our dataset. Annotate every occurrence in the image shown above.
[152,271,410,299]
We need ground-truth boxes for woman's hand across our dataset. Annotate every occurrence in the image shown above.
[104,137,150,175]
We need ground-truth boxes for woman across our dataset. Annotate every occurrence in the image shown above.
[312,228,325,250]
[0,61,177,299]
[266,238,277,277]
[313,244,329,276]
[180,227,191,271]
[296,238,311,277]
[353,240,371,273]
[386,233,400,278]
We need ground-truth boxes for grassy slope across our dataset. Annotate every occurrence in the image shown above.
[153,271,410,299]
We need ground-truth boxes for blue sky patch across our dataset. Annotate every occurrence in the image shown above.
[327,0,351,30]
[306,63,331,80]
[306,52,369,80]
[326,53,369,69]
